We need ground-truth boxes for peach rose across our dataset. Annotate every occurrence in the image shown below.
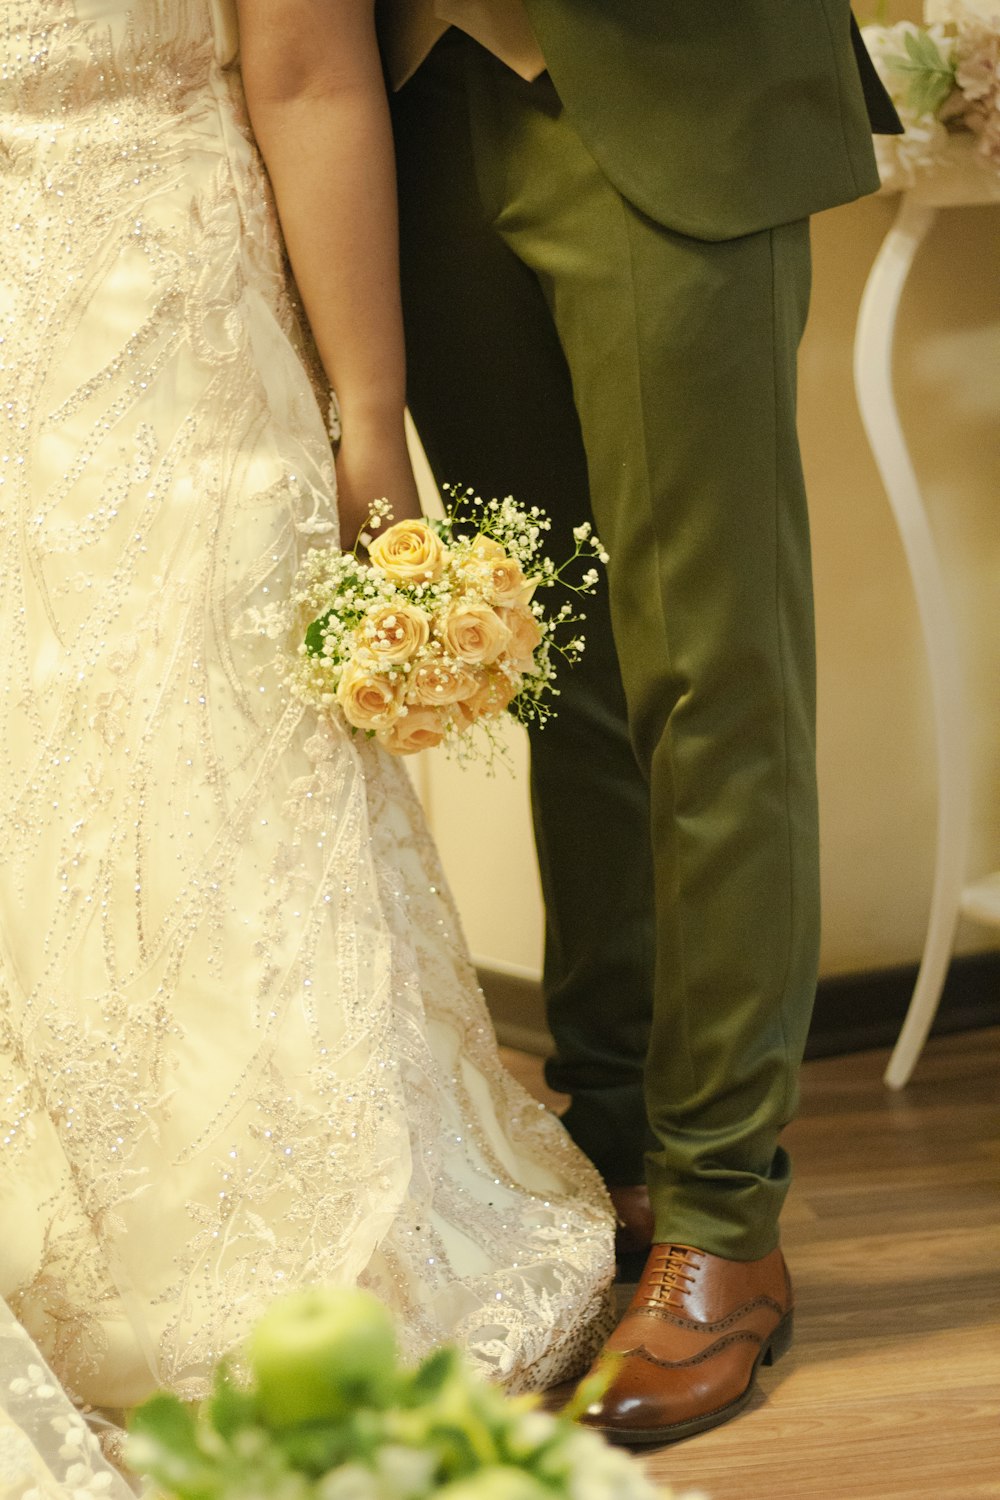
[368,518,445,582]
[456,671,519,726]
[364,603,431,665]
[456,536,532,605]
[377,705,447,755]
[499,604,543,668]
[469,534,505,562]
[486,555,532,606]
[408,659,479,707]
[439,603,511,665]
[336,661,403,730]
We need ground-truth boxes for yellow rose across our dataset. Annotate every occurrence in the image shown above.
[486,555,532,607]
[408,659,479,707]
[456,672,519,726]
[469,534,505,561]
[456,536,532,606]
[498,605,543,669]
[368,518,445,582]
[336,661,403,730]
[377,705,447,755]
[439,603,511,665]
[364,603,431,665]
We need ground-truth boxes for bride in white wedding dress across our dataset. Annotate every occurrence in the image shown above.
[0,0,614,1465]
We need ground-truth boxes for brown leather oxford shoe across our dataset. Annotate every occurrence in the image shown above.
[577,1242,793,1445]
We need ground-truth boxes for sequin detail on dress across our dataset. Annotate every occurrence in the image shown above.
[0,0,614,1413]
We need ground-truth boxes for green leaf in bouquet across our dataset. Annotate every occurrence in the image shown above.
[305,611,333,656]
[204,1361,261,1443]
[387,1370,502,1481]
[270,1399,399,1479]
[127,1394,219,1500]
[885,28,956,117]
[435,1391,510,1477]
[901,27,944,70]
[909,68,957,118]
[423,1421,492,1479]
[491,1403,562,1473]
[272,1420,357,1478]
[558,1349,622,1424]
[397,1346,460,1407]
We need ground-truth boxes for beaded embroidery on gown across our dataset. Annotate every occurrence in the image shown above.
[0,0,614,1423]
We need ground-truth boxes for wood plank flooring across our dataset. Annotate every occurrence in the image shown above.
[500,1026,1000,1499]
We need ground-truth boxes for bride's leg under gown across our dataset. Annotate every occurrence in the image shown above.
[0,0,613,1409]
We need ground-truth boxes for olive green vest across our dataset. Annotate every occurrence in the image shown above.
[520,0,895,240]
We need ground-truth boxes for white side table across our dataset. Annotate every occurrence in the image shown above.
[852,139,1000,1089]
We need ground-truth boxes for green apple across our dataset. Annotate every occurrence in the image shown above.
[249,1287,398,1429]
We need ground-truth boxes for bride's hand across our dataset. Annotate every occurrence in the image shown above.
[335,424,422,550]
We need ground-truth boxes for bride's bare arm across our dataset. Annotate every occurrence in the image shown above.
[237,0,421,545]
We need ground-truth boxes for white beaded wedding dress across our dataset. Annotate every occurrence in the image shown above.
[0,0,613,1470]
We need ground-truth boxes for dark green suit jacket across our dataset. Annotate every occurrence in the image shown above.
[520,0,898,240]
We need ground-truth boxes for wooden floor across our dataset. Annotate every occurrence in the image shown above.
[500,1026,1000,1499]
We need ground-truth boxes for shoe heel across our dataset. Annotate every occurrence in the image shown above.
[762,1310,794,1366]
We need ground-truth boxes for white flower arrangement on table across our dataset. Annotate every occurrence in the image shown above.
[127,1287,708,1500]
[862,0,1000,190]
[286,489,607,763]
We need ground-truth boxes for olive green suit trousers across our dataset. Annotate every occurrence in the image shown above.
[392,36,820,1259]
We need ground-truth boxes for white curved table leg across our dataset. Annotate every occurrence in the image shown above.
[853,196,971,1090]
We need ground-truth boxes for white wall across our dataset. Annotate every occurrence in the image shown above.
[806,190,1000,974]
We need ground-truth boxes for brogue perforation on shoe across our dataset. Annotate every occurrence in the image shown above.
[629,1329,765,1371]
[576,1242,794,1446]
[643,1293,788,1334]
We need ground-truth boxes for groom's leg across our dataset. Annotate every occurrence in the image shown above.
[390,38,655,1189]
[461,48,820,1260]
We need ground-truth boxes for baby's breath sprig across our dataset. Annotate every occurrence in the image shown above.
[437,486,608,581]
[356,495,393,553]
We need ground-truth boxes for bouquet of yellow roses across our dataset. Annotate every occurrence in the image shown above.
[288,491,607,759]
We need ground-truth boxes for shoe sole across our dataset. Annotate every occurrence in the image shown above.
[591,1308,794,1449]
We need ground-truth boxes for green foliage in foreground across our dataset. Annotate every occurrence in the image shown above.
[127,1288,664,1500]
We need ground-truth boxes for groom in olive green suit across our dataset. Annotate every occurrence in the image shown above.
[380,0,898,1443]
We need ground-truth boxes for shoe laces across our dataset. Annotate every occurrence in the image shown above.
[641,1244,703,1311]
